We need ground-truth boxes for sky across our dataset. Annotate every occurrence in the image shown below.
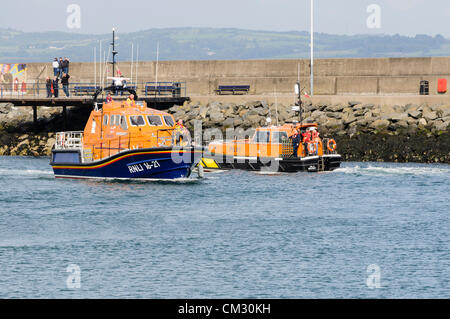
[0,0,449,37]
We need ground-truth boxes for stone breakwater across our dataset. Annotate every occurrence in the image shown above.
[0,103,89,156]
[167,100,450,163]
[0,101,449,163]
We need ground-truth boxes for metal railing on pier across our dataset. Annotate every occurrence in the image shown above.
[0,81,187,99]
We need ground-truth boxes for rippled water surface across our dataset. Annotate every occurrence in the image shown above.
[0,157,449,298]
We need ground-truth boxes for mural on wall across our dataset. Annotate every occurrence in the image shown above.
[0,64,27,92]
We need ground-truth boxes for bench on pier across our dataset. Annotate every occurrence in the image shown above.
[73,85,100,96]
[145,82,182,97]
[216,85,250,95]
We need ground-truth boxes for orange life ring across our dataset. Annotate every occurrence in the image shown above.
[327,139,337,152]
[307,142,317,154]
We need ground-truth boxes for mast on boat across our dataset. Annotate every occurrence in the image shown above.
[110,28,118,78]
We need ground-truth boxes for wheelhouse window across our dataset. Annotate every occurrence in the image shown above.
[109,114,119,126]
[115,115,121,126]
[147,115,163,126]
[163,116,175,127]
[272,131,288,143]
[253,131,270,143]
[91,119,96,133]
[129,115,146,127]
[103,115,109,126]
[120,115,128,130]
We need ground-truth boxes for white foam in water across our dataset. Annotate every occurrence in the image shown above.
[335,165,450,176]
[0,168,53,176]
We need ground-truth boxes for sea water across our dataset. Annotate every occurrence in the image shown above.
[0,157,448,298]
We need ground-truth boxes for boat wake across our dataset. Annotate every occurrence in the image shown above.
[335,165,450,177]
[0,168,54,177]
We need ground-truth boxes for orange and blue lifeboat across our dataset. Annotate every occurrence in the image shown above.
[50,99,201,180]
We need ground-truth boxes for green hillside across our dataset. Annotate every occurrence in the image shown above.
[0,27,449,63]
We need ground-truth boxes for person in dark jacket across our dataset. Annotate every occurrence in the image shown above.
[45,77,52,98]
[291,129,301,157]
[61,73,70,97]
[63,58,70,74]
[53,77,59,98]
[58,58,64,78]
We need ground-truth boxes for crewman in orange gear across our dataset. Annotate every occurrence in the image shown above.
[174,120,190,146]
[302,129,312,143]
[302,129,313,156]
[311,127,320,141]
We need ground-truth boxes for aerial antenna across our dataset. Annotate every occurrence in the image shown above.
[110,28,118,78]
[99,40,102,88]
[274,87,280,126]
[94,47,97,88]
[295,82,303,125]
[130,43,134,85]
[155,41,160,95]
[135,45,139,89]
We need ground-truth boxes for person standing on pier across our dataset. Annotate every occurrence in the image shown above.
[45,77,52,98]
[62,58,70,74]
[52,77,59,98]
[58,58,64,78]
[61,73,70,97]
[52,58,60,77]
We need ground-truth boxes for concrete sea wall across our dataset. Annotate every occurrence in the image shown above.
[23,57,450,96]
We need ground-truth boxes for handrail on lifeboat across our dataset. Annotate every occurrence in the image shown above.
[92,85,139,104]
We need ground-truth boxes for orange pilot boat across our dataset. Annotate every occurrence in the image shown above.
[205,122,341,172]
[203,83,342,173]
[51,96,201,180]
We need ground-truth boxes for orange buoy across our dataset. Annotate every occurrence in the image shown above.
[327,139,337,152]
[307,142,317,154]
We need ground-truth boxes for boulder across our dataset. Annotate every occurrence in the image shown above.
[348,101,362,107]
[381,113,409,122]
[209,111,225,123]
[325,104,345,112]
[323,118,344,130]
[408,110,422,119]
[233,117,244,127]
[418,118,427,127]
[353,108,367,117]
[422,111,438,121]
[354,118,369,127]
[442,108,450,118]
[326,112,341,119]
[435,121,449,131]
[198,105,209,119]
[369,119,390,129]
[246,114,262,126]
[405,104,419,111]
[245,101,263,109]
[343,114,357,125]
[304,104,319,112]
[222,117,236,129]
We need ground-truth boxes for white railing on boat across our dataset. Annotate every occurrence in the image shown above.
[55,131,94,163]
[55,131,84,150]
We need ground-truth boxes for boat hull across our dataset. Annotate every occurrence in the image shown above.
[202,154,342,173]
[51,147,202,180]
